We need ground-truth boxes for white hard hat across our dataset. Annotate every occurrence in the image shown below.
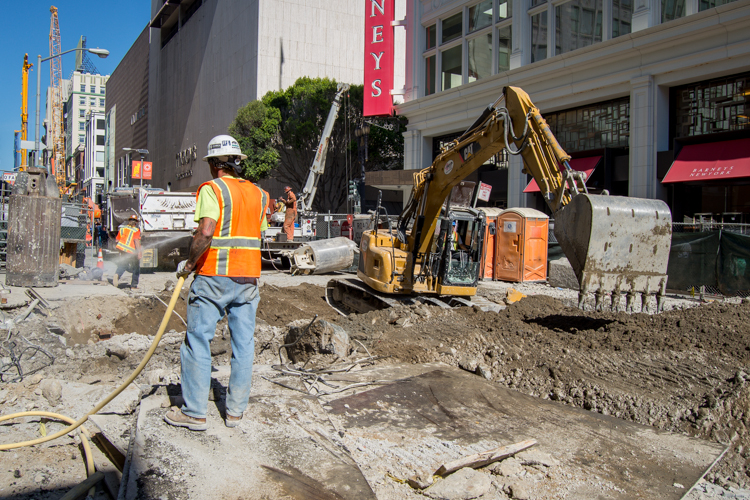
[204,135,247,161]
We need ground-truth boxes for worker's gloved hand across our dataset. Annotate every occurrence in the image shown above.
[176,260,191,279]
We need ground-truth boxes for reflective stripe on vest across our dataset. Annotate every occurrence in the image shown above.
[196,177,264,277]
[116,226,138,253]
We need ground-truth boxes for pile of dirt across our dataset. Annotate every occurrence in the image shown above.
[257,282,340,327]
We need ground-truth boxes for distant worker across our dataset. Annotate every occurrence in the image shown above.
[281,185,297,241]
[166,134,267,431]
[257,184,271,241]
[113,214,142,289]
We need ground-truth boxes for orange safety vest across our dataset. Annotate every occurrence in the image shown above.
[116,226,139,254]
[195,177,267,278]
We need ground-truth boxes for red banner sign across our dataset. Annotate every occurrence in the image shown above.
[132,161,153,180]
[364,0,394,117]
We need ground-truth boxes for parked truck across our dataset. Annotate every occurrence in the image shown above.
[105,187,198,268]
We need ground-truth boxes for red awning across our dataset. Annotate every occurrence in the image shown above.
[523,156,602,193]
[662,138,750,183]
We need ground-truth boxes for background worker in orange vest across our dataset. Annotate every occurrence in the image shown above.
[166,134,268,432]
[280,185,297,241]
[113,214,142,289]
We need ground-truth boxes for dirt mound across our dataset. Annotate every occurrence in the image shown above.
[257,282,339,327]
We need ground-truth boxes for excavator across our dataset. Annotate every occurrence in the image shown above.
[327,86,672,313]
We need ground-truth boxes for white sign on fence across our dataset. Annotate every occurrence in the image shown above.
[477,182,492,202]
[3,172,17,185]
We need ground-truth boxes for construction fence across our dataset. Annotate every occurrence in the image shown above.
[549,222,750,297]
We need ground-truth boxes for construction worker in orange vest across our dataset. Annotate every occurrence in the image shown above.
[280,185,297,241]
[166,134,268,432]
[113,214,142,289]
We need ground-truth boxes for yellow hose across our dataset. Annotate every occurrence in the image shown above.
[0,411,96,476]
[0,276,186,451]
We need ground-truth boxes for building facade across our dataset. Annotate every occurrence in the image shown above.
[64,71,109,190]
[105,25,150,193]
[147,0,365,192]
[83,111,106,199]
[391,0,750,220]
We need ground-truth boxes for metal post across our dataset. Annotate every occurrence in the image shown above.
[35,54,42,169]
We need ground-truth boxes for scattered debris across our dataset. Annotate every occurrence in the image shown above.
[435,439,538,476]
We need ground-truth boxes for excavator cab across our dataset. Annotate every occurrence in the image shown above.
[439,211,485,288]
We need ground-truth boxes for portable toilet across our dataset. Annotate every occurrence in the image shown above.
[495,208,549,283]
[479,208,503,280]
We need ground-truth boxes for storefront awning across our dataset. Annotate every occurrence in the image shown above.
[662,138,750,183]
[523,156,602,193]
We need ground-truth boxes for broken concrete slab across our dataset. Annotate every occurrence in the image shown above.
[321,365,725,499]
[122,365,376,500]
[51,379,141,416]
[423,467,492,500]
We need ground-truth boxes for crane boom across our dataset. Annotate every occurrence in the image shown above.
[20,54,33,170]
[297,83,350,213]
[49,6,65,186]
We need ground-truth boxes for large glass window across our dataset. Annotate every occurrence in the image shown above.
[498,26,512,73]
[531,11,548,63]
[78,135,85,144]
[498,0,513,19]
[79,109,85,117]
[612,0,632,37]
[79,96,86,105]
[468,33,492,83]
[100,87,105,94]
[531,0,547,6]
[662,0,685,22]
[545,98,631,151]
[80,84,86,92]
[90,85,96,93]
[425,55,436,96]
[441,45,462,91]
[468,1,493,33]
[78,121,85,131]
[699,0,739,9]
[426,24,436,50]
[442,12,462,44]
[556,0,602,55]
[672,72,750,139]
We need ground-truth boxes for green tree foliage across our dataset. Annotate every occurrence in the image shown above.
[230,77,405,212]
[228,100,281,182]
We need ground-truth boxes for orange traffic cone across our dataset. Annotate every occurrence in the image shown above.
[97,249,104,269]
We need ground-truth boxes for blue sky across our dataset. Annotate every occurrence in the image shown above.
[0,1,151,173]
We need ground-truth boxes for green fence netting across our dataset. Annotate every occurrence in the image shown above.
[718,232,750,294]
[666,232,720,292]
[548,230,749,295]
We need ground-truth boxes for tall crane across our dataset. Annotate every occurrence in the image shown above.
[20,54,33,171]
[49,6,65,186]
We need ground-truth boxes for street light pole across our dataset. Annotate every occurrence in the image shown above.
[34,47,109,170]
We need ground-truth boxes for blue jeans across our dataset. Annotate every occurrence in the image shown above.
[180,275,260,419]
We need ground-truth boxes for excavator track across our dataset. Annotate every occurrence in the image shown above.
[325,278,503,316]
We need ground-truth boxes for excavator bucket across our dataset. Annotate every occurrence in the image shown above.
[553,194,672,311]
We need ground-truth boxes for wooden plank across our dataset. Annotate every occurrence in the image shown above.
[435,439,537,476]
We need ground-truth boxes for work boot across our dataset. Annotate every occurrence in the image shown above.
[164,407,208,431]
[225,413,243,428]
[112,274,119,288]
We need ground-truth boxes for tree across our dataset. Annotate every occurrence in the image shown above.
[228,100,280,182]
[230,77,405,212]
